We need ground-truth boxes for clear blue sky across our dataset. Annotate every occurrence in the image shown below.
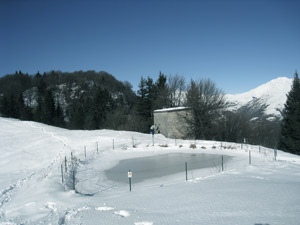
[1,0,299,94]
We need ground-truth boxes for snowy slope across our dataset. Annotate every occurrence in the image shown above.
[226,77,292,117]
[0,117,300,225]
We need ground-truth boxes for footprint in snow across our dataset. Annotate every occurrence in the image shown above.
[44,202,57,212]
[114,210,130,217]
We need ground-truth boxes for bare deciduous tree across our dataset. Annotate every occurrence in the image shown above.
[168,74,186,107]
[185,78,227,140]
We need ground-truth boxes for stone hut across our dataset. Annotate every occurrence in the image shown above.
[153,107,191,139]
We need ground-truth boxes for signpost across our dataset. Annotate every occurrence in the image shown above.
[128,170,132,191]
[150,125,155,146]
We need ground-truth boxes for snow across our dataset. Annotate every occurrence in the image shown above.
[154,107,189,113]
[95,206,114,211]
[0,117,300,224]
[226,77,292,117]
[114,210,130,217]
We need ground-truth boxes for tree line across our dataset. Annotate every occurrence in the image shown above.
[0,70,299,155]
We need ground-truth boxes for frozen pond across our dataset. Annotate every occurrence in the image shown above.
[105,153,232,184]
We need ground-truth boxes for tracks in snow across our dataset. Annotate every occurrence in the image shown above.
[0,121,69,214]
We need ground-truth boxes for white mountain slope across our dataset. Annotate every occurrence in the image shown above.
[226,77,293,118]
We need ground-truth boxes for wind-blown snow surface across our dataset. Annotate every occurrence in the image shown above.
[1,117,300,224]
[226,77,292,117]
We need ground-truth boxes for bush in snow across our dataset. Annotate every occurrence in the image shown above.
[190,144,196,149]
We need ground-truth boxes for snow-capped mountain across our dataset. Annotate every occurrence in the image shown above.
[226,77,293,119]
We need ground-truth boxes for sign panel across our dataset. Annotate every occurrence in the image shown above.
[128,171,132,178]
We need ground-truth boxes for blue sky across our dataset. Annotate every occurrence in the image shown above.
[1,0,299,94]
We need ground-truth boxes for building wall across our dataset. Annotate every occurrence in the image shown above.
[154,108,191,139]
[154,110,169,137]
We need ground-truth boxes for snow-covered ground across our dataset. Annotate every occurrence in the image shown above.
[0,117,300,225]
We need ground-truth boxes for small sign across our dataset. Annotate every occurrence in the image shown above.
[128,171,132,178]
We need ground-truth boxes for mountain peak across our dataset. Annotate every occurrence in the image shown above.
[226,77,293,118]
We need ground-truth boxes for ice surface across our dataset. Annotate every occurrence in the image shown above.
[104,153,232,184]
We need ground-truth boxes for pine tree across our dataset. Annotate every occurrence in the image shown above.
[279,71,300,155]
[153,72,170,109]
[93,88,112,129]
[34,95,44,122]
[8,94,19,118]
[70,105,85,129]
[43,90,56,124]
[53,101,65,127]
[0,95,10,117]
[136,77,155,132]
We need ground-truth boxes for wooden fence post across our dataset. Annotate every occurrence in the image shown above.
[185,162,188,181]
[249,151,251,165]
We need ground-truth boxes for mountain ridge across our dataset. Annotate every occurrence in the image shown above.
[225,77,292,118]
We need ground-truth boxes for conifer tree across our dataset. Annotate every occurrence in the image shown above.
[70,105,85,129]
[8,94,19,118]
[53,101,65,127]
[153,72,170,109]
[136,77,155,132]
[93,88,112,129]
[279,71,300,155]
[43,90,56,124]
[0,95,10,117]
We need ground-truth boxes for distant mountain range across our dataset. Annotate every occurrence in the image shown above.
[225,77,292,120]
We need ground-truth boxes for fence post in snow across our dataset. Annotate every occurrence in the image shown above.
[249,151,251,165]
[72,169,75,191]
[222,155,224,172]
[113,139,115,150]
[128,170,132,191]
[61,164,64,184]
[152,133,154,146]
[175,136,177,146]
[274,149,277,161]
[64,156,67,172]
[185,162,188,181]
[259,145,261,153]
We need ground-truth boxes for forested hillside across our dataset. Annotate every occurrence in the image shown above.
[0,70,292,150]
[0,71,177,133]
[0,70,137,130]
